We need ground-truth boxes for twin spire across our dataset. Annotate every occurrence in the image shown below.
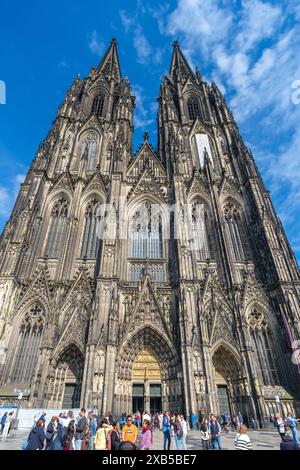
[95,38,198,83]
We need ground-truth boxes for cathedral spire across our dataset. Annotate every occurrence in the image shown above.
[96,38,122,82]
[170,40,194,81]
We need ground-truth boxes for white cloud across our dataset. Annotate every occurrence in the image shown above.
[134,25,152,65]
[88,30,105,56]
[120,9,135,32]
[132,85,155,129]
[0,173,26,218]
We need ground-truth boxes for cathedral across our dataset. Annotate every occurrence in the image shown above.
[0,39,299,425]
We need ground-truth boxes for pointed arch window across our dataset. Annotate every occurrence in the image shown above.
[91,94,105,117]
[188,96,202,121]
[191,201,211,260]
[45,197,69,258]
[81,137,97,171]
[224,203,248,261]
[81,199,102,259]
[11,304,45,383]
[131,202,163,259]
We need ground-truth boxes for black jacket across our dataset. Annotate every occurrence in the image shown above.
[27,426,45,450]
[280,435,300,451]
[75,416,87,440]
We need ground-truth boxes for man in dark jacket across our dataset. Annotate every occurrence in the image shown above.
[26,419,45,450]
[280,434,300,450]
[75,408,87,450]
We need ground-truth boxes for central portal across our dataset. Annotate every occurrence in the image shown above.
[132,349,161,413]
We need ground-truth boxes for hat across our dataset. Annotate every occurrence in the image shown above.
[143,414,151,422]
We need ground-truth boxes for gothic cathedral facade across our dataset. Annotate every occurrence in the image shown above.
[0,40,300,424]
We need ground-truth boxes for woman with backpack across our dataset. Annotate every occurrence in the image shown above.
[174,415,184,450]
[26,419,46,450]
[200,418,211,450]
[107,421,121,450]
[94,419,113,450]
[62,420,75,450]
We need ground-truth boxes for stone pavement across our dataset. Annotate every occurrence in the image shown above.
[0,428,281,451]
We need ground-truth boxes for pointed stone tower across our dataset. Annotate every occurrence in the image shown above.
[0,40,299,424]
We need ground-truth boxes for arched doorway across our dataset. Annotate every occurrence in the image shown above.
[132,349,162,414]
[48,344,84,409]
[115,326,182,416]
[212,344,245,418]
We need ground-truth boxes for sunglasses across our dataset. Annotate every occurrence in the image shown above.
[127,419,132,422]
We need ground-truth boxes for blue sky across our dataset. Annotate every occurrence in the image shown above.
[0,0,300,262]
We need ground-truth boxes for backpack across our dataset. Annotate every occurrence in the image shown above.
[107,429,119,451]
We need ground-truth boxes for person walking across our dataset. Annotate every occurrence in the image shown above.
[26,419,45,450]
[234,424,253,450]
[286,412,299,445]
[274,412,286,441]
[200,418,211,450]
[138,415,152,450]
[45,416,58,450]
[94,419,113,450]
[87,411,97,450]
[122,415,138,445]
[74,408,87,450]
[162,412,171,450]
[208,414,222,450]
[174,415,184,450]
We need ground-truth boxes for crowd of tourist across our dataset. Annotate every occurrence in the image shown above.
[0,408,299,450]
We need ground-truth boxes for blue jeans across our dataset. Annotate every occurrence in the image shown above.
[75,439,83,450]
[163,430,171,450]
[292,428,299,444]
[182,434,187,450]
[88,436,95,450]
[212,435,222,450]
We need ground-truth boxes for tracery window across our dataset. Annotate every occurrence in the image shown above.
[45,197,69,258]
[131,202,163,259]
[224,202,248,261]
[188,96,202,121]
[91,94,105,117]
[11,304,45,383]
[190,201,211,260]
[81,199,101,259]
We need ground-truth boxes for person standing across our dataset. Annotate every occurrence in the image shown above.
[26,419,45,450]
[174,415,184,450]
[208,414,222,450]
[286,412,299,445]
[138,415,152,450]
[1,413,7,435]
[94,419,113,450]
[181,415,188,450]
[274,412,286,441]
[200,418,211,450]
[122,415,138,445]
[87,411,97,450]
[162,412,171,450]
[1,412,13,439]
[45,416,58,450]
[74,408,87,450]
[62,420,75,450]
[107,421,121,450]
[234,424,253,450]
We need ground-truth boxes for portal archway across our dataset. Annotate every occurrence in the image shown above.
[115,326,182,415]
[212,344,246,418]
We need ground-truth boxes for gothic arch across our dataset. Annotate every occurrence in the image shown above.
[211,340,242,369]
[76,193,104,260]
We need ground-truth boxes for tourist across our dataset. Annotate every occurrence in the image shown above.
[286,412,299,445]
[191,412,197,430]
[45,416,58,450]
[107,421,121,450]
[208,414,222,450]
[74,408,87,450]
[174,415,184,450]
[119,413,126,429]
[87,411,97,450]
[135,411,141,428]
[62,420,75,450]
[280,431,300,450]
[234,424,253,450]
[1,412,7,435]
[1,412,13,439]
[122,415,138,445]
[138,414,152,450]
[94,418,113,450]
[162,411,171,450]
[181,415,188,450]
[26,419,45,450]
[200,418,211,450]
[274,412,286,441]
